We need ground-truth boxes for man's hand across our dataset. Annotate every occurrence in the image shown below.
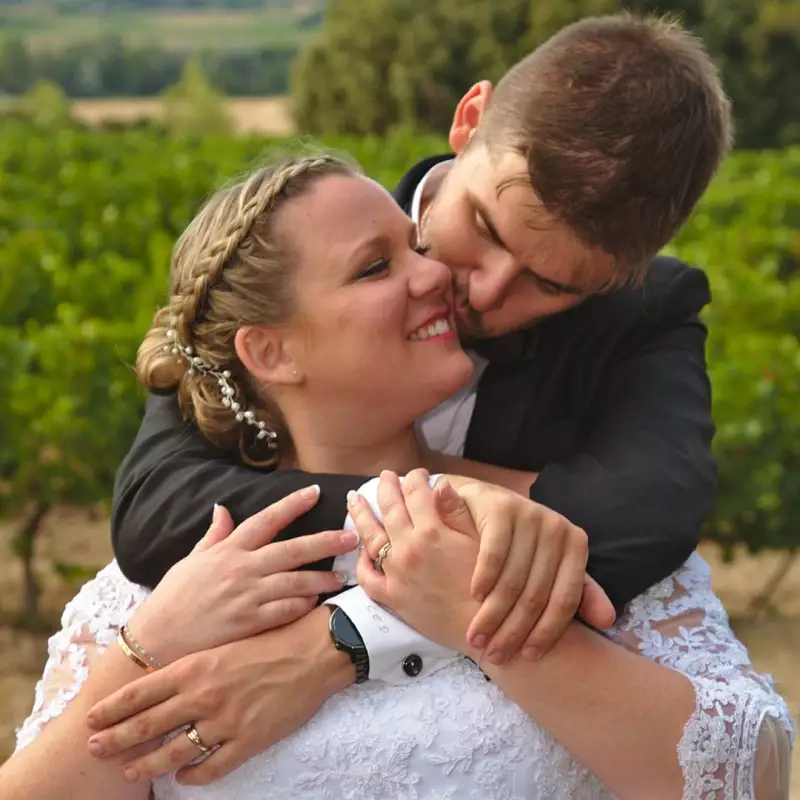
[85,607,354,785]
[357,471,615,666]
[446,477,615,663]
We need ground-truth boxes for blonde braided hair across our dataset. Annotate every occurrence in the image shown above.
[137,154,361,465]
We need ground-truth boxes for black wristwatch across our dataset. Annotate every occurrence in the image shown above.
[328,606,370,684]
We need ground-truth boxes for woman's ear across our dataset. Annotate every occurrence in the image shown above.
[449,81,493,153]
[235,326,302,386]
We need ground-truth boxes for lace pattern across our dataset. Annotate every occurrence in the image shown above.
[607,553,796,800]
[14,561,150,752]
[13,555,795,799]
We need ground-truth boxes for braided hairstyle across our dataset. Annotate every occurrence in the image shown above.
[136,154,361,465]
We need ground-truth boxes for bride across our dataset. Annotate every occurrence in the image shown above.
[2,155,793,799]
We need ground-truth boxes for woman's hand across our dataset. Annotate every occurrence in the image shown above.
[446,478,615,663]
[354,471,615,665]
[128,486,359,665]
[353,469,483,656]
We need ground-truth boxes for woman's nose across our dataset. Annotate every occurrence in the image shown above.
[408,251,452,299]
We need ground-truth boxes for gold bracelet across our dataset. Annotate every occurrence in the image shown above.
[117,627,156,673]
[122,625,164,670]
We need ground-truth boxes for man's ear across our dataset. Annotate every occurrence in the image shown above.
[235,325,302,387]
[449,81,493,153]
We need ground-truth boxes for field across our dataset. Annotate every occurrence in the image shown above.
[0,509,798,793]
[0,3,322,51]
[72,95,294,134]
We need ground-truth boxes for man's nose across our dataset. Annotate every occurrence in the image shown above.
[468,258,518,312]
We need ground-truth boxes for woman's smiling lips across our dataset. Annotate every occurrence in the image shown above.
[408,313,457,342]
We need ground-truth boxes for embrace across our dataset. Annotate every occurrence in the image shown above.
[2,13,795,800]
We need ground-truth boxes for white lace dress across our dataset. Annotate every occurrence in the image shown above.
[15,553,795,800]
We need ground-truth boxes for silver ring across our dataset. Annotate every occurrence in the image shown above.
[374,542,392,573]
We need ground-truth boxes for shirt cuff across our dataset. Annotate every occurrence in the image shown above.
[323,586,457,684]
[325,473,459,684]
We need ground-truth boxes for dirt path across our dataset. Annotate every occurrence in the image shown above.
[1,509,797,793]
[71,96,294,135]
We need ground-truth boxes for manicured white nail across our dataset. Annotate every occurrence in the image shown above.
[305,484,320,497]
[334,571,349,583]
[347,490,357,507]
[212,503,222,522]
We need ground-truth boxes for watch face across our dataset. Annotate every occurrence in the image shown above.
[334,608,365,650]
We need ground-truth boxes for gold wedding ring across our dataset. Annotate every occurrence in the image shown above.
[374,542,392,573]
[186,725,211,753]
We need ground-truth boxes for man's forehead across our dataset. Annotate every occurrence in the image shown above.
[485,181,613,292]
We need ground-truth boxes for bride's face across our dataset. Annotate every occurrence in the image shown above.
[281,174,474,433]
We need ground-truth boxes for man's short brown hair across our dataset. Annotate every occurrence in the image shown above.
[480,12,732,284]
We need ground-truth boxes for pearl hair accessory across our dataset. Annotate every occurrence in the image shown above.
[165,328,278,448]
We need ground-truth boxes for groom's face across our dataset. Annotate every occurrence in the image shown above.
[420,143,616,342]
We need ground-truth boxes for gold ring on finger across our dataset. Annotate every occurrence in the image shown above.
[185,724,211,753]
[374,542,392,573]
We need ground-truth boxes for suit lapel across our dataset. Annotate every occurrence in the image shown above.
[465,333,540,468]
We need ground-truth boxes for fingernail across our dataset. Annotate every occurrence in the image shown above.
[474,591,485,603]
[123,767,138,781]
[523,646,540,661]
[334,571,349,583]
[212,503,222,523]
[437,479,462,513]
[346,490,357,507]
[341,530,359,547]
[471,634,487,649]
[304,484,321,498]
[87,739,104,756]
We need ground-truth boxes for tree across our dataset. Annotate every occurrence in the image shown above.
[291,0,800,148]
[160,58,233,137]
[21,79,73,128]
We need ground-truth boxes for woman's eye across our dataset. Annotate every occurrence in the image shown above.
[356,259,390,280]
[414,244,432,256]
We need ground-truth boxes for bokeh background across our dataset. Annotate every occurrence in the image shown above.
[0,0,798,792]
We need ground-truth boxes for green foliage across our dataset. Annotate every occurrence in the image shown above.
[21,79,73,127]
[292,0,799,149]
[664,148,800,555]
[0,120,796,620]
[161,59,233,137]
[0,122,442,527]
[0,34,298,98]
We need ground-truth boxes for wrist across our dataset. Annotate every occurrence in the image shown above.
[126,610,180,666]
[305,606,357,696]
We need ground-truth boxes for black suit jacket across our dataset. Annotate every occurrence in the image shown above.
[111,155,717,613]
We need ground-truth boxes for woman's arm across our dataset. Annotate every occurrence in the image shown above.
[483,556,794,799]
[354,470,795,800]
[1,562,154,800]
[3,491,359,797]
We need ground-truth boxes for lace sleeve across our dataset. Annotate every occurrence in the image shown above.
[606,553,795,800]
[14,560,151,753]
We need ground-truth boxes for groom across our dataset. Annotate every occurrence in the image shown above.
[103,13,731,782]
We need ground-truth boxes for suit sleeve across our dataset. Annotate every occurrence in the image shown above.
[111,394,366,589]
[529,267,717,613]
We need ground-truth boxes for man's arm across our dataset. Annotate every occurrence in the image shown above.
[441,265,716,614]
[112,393,366,588]
[529,266,716,612]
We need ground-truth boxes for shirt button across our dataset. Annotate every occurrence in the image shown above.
[402,654,423,677]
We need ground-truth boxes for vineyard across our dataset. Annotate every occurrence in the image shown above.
[1,119,799,622]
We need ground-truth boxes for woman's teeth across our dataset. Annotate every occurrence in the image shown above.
[409,318,453,341]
